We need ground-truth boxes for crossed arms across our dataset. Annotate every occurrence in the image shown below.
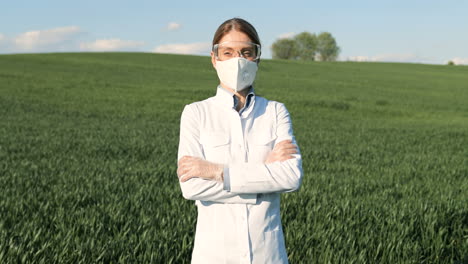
[177,103,303,204]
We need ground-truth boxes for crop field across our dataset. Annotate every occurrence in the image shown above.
[0,53,467,263]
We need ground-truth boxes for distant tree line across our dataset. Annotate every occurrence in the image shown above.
[271,32,340,61]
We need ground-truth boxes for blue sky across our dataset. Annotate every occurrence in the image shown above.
[1,0,467,64]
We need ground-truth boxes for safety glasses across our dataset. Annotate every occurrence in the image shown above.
[213,41,261,61]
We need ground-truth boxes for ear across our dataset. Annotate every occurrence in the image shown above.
[211,51,217,69]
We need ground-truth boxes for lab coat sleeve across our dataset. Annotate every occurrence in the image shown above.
[178,104,257,204]
[224,103,303,194]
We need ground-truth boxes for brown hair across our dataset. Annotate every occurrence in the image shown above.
[212,18,261,46]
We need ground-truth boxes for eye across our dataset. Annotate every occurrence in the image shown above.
[220,48,234,57]
[242,49,253,57]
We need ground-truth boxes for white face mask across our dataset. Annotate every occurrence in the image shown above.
[215,57,258,92]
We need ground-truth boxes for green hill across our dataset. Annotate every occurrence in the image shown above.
[0,53,467,263]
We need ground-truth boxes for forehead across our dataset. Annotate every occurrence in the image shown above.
[218,30,251,44]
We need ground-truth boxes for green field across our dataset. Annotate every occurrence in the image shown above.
[0,53,467,263]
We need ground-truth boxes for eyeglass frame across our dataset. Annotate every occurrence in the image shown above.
[212,41,261,61]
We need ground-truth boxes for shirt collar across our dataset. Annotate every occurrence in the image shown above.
[215,85,255,110]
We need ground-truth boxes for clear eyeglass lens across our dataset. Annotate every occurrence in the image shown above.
[214,41,261,61]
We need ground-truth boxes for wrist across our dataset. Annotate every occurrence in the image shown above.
[214,164,224,182]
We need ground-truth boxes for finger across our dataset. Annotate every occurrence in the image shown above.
[281,155,296,161]
[177,167,189,177]
[178,162,193,174]
[181,156,195,163]
[279,150,297,156]
[180,155,199,163]
[276,146,296,153]
[276,140,295,148]
[177,168,186,178]
[180,174,196,182]
[273,141,289,150]
[178,161,188,170]
[178,160,187,169]
[281,142,297,149]
[276,140,292,146]
[284,144,298,150]
[186,158,202,168]
[178,156,190,166]
[181,159,199,170]
[179,174,187,181]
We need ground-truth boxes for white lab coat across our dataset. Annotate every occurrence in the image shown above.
[178,87,303,264]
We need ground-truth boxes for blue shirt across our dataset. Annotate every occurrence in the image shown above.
[217,85,255,115]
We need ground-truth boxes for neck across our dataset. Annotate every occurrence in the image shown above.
[220,84,250,111]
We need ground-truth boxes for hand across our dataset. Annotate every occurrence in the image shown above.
[177,156,224,182]
[265,140,298,164]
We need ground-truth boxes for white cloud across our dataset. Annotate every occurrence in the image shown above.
[166,22,182,31]
[0,33,4,42]
[345,53,418,62]
[372,53,423,63]
[80,39,145,51]
[346,55,372,62]
[153,42,211,55]
[277,32,296,39]
[345,53,439,64]
[14,26,81,51]
[449,57,468,65]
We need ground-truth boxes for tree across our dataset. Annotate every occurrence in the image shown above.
[271,38,297,60]
[271,31,340,61]
[316,32,340,61]
[293,32,317,60]
[447,60,455,66]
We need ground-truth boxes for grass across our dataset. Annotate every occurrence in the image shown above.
[0,52,467,263]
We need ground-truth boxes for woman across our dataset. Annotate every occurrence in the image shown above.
[177,18,303,264]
